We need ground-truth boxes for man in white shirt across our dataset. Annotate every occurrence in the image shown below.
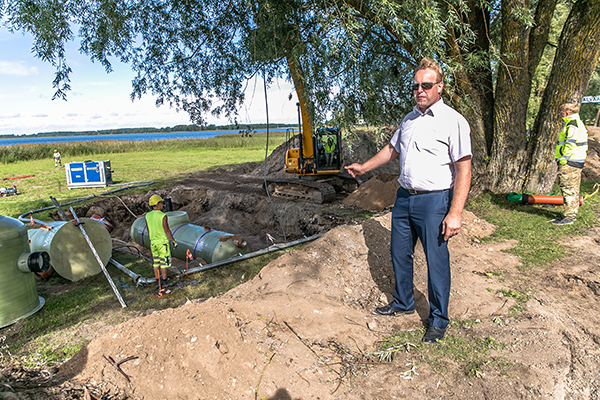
[346,57,472,343]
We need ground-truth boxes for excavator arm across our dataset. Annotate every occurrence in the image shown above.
[266,56,355,203]
[284,55,342,176]
[286,55,315,166]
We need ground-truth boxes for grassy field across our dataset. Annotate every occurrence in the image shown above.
[0,133,287,219]
[468,180,600,268]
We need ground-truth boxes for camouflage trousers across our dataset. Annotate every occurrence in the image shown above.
[557,164,582,219]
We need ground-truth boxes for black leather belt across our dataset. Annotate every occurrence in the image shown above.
[402,187,445,195]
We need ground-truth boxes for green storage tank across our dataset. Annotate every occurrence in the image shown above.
[130,211,252,264]
[28,218,112,282]
[0,215,50,329]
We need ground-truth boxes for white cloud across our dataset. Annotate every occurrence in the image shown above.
[0,61,39,76]
[0,113,21,119]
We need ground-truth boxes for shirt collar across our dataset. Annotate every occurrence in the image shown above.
[414,98,445,116]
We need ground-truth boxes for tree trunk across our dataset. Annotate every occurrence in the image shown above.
[445,33,489,182]
[445,0,494,192]
[487,0,532,193]
[523,0,600,193]
[528,0,558,78]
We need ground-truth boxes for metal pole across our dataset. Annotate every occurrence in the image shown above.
[70,207,127,308]
[181,233,324,276]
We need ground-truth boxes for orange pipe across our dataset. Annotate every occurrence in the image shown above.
[522,194,583,205]
[4,175,35,180]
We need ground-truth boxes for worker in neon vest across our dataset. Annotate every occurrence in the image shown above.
[325,137,336,166]
[53,150,62,167]
[146,195,177,288]
[553,103,588,225]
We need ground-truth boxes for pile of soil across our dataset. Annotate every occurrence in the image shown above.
[48,208,600,399]
[342,174,400,211]
[3,127,600,399]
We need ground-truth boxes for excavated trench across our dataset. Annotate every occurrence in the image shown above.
[59,132,401,264]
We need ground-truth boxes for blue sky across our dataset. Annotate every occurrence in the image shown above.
[0,30,298,136]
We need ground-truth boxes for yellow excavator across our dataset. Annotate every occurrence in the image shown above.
[266,56,359,203]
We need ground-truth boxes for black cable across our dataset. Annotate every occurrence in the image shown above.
[262,69,287,243]
[113,244,142,256]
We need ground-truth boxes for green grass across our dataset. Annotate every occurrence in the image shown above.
[2,247,294,368]
[0,134,286,164]
[372,326,509,379]
[495,288,531,316]
[468,181,600,268]
[0,133,286,219]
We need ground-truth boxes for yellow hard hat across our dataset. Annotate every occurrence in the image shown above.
[149,195,163,207]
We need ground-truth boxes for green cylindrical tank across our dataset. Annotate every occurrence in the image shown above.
[130,211,252,264]
[0,216,45,329]
[28,218,112,282]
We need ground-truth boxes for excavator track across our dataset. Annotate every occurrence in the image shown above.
[266,178,337,203]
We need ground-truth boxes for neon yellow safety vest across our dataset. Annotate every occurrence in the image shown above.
[555,114,587,167]
[324,141,335,154]
[145,210,169,245]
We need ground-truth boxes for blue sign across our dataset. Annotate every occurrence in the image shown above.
[583,95,600,103]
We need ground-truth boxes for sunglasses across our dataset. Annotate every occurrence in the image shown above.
[411,81,440,91]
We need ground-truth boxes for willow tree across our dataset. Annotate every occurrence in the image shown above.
[2,0,600,193]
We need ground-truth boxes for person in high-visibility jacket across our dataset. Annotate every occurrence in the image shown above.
[53,150,62,167]
[146,195,177,288]
[553,103,588,225]
[324,137,336,166]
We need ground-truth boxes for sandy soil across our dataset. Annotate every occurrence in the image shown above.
[3,127,600,399]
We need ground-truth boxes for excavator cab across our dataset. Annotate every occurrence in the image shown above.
[315,128,342,172]
[284,100,343,176]
[284,126,343,176]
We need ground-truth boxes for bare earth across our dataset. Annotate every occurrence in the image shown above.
[3,127,600,399]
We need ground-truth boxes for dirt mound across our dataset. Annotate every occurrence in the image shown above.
[52,205,600,398]
[343,127,400,180]
[342,173,400,211]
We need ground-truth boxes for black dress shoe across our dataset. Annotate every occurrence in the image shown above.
[423,326,446,343]
[375,304,415,316]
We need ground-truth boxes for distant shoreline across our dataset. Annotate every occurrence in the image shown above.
[0,127,293,146]
[0,123,295,139]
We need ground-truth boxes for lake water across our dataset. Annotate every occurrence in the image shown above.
[0,128,292,146]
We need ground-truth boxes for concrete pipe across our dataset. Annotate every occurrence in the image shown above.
[28,218,112,282]
[131,211,253,264]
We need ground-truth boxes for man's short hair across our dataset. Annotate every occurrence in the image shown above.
[417,57,444,83]
[561,103,580,115]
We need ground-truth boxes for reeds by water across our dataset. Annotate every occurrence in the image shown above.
[0,133,285,164]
